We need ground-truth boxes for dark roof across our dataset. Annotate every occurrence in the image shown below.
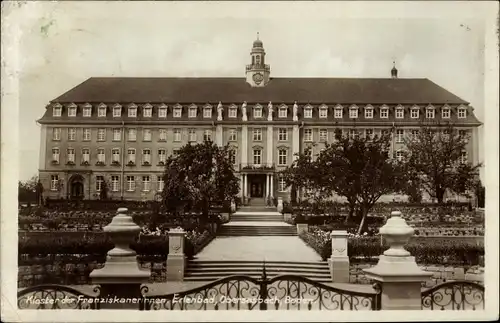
[51,77,469,105]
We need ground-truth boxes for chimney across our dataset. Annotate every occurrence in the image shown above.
[391,61,398,79]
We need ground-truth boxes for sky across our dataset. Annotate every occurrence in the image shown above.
[9,1,493,181]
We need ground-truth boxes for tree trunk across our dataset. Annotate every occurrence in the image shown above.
[356,206,368,236]
[436,187,445,204]
[345,201,356,224]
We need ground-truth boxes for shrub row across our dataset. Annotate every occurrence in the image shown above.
[18,230,216,260]
[300,228,484,266]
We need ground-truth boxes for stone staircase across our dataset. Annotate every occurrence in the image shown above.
[218,225,296,236]
[184,260,331,282]
[230,211,283,222]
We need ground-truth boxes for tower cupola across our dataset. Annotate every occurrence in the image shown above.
[246,33,270,87]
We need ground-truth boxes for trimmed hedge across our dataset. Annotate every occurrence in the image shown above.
[299,230,484,267]
[18,230,215,260]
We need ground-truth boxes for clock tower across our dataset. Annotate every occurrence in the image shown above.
[246,33,270,87]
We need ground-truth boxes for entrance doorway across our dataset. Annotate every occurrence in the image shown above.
[69,175,85,200]
[249,174,266,198]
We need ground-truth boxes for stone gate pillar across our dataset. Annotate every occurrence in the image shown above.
[166,227,186,281]
[90,207,150,309]
[328,230,349,283]
[363,211,431,310]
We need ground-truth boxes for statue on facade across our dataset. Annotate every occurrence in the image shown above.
[242,102,247,121]
[293,102,298,121]
[217,102,223,121]
[267,102,273,121]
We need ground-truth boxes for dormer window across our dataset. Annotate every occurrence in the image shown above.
[458,106,467,118]
[395,106,404,119]
[319,105,328,118]
[98,104,107,117]
[52,104,62,117]
[253,105,263,118]
[279,106,288,118]
[349,106,358,118]
[173,105,182,118]
[380,106,389,118]
[113,105,122,117]
[334,106,343,118]
[304,106,313,118]
[426,106,435,119]
[83,105,92,117]
[68,104,77,117]
[158,104,167,118]
[442,106,451,118]
[410,106,420,119]
[203,106,212,118]
[189,105,197,118]
[364,106,373,118]
[143,104,152,117]
[128,105,137,117]
[228,106,237,118]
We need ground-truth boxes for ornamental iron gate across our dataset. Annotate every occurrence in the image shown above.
[139,265,382,311]
[421,281,485,310]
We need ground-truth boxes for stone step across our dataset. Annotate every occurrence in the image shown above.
[189,260,327,264]
[233,211,282,216]
[186,267,330,274]
[183,276,332,282]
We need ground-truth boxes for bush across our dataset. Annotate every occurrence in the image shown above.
[299,228,484,265]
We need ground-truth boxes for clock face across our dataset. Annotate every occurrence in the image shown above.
[253,73,264,84]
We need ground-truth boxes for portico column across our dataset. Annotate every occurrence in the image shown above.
[239,174,244,197]
[265,174,270,198]
[270,174,274,198]
[243,174,247,198]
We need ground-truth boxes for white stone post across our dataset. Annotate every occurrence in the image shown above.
[166,227,186,281]
[328,230,349,283]
[230,200,236,212]
[363,211,432,310]
[90,207,150,308]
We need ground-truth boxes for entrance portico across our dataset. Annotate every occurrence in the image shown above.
[239,165,275,201]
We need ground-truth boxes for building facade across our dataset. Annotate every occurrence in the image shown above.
[37,37,482,201]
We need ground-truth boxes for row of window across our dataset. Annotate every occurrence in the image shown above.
[52,127,469,146]
[52,103,469,120]
[51,148,172,165]
[53,103,224,119]
[50,174,290,193]
[52,128,217,142]
[50,147,291,166]
[49,174,164,192]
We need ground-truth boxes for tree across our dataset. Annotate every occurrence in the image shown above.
[162,141,240,223]
[403,122,481,204]
[281,130,405,234]
[18,176,39,204]
[317,130,406,234]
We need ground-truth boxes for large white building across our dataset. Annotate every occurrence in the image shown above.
[37,36,482,201]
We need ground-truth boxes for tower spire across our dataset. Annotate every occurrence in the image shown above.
[257,32,259,40]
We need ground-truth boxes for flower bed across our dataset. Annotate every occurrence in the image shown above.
[300,227,484,266]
